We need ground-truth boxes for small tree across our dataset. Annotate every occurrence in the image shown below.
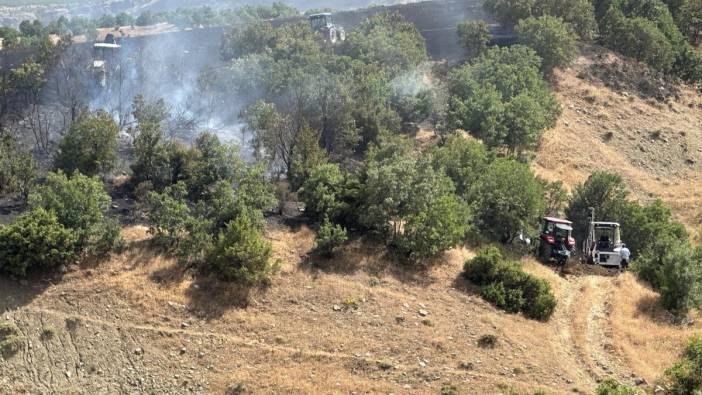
[147,182,191,247]
[456,21,491,58]
[316,217,348,256]
[208,215,274,284]
[516,15,578,75]
[29,171,119,252]
[0,208,78,276]
[298,163,347,222]
[470,158,545,243]
[593,378,642,395]
[55,111,119,176]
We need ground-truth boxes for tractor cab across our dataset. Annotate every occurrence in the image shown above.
[308,13,345,43]
[537,217,575,265]
[582,208,625,267]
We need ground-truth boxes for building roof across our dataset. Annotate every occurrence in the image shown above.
[308,12,332,17]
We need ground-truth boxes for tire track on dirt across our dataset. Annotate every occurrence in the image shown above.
[13,305,547,390]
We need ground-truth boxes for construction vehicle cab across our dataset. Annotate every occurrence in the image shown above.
[537,217,575,265]
[582,208,625,267]
[308,13,345,43]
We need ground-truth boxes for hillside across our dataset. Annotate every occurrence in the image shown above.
[534,45,702,233]
[1,217,700,394]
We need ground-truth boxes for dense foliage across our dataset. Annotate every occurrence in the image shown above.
[456,21,491,58]
[54,111,119,177]
[463,246,557,320]
[446,45,561,154]
[664,336,702,393]
[0,208,77,276]
[515,15,578,74]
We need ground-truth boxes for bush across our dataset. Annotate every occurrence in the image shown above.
[470,158,545,243]
[54,111,119,177]
[316,217,348,256]
[0,321,24,358]
[0,208,77,277]
[29,171,120,252]
[593,378,642,395]
[664,336,702,394]
[298,163,347,222]
[147,182,191,246]
[464,247,557,320]
[456,20,490,58]
[208,215,274,284]
[632,241,702,312]
[516,15,578,74]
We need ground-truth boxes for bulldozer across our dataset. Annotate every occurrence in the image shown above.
[308,13,345,44]
[582,208,626,268]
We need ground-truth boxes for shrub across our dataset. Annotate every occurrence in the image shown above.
[54,111,119,177]
[594,378,642,395]
[147,182,191,247]
[664,336,702,394]
[316,217,348,256]
[516,15,578,74]
[208,215,274,284]
[298,163,347,222]
[464,247,557,320]
[477,334,498,348]
[0,321,24,358]
[456,20,491,58]
[29,171,120,252]
[0,208,77,277]
[632,240,702,312]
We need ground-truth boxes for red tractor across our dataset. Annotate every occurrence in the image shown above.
[537,217,575,267]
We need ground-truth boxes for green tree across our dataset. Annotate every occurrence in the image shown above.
[484,0,598,40]
[678,0,702,43]
[55,111,119,176]
[360,150,469,258]
[456,20,491,58]
[316,217,348,256]
[289,123,327,190]
[431,133,490,196]
[516,15,578,74]
[208,214,274,284]
[401,193,471,258]
[0,208,78,277]
[187,132,243,200]
[470,158,545,243]
[298,163,347,221]
[220,21,276,61]
[565,171,629,242]
[29,171,118,252]
[344,11,428,75]
[446,45,560,153]
[0,135,37,202]
[147,182,191,246]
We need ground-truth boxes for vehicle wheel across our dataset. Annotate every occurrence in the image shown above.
[338,29,345,41]
[329,29,337,44]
